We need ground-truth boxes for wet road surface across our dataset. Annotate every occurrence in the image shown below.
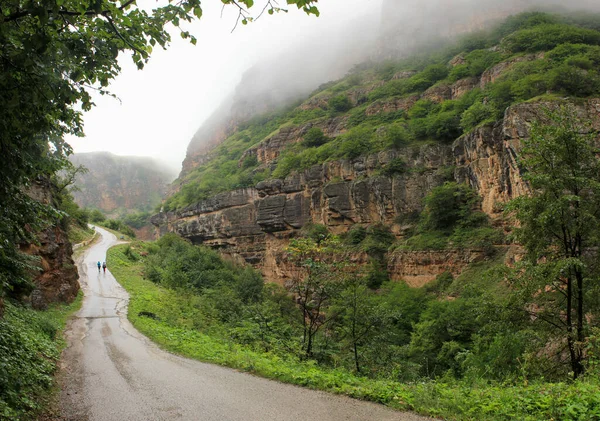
[60,227,432,421]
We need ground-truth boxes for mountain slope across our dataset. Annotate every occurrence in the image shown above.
[155,11,600,283]
[70,152,175,217]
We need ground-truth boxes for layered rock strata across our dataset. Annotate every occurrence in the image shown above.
[156,100,600,284]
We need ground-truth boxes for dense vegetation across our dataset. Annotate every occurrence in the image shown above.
[108,230,600,419]
[0,297,82,420]
[165,11,600,211]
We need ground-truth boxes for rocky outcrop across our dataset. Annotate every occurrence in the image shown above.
[241,117,348,166]
[423,84,452,103]
[20,179,79,310]
[479,53,544,89]
[20,225,79,310]
[366,95,419,116]
[454,99,600,216]
[70,152,174,216]
[153,145,454,283]
[155,99,600,284]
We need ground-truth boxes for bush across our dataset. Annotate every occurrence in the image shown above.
[329,95,353,113]
[421,182,480,232]
[346,225,367,245]
[385,124,412,148]
[503,23,600,53]
[380,158,407,177]
[461,101,498,131]
[241,154,259,169]
[302,128,329,148]
[338,126,374,159]
[303,223,329,244]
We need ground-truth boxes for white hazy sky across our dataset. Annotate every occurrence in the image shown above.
[67,0,383,173]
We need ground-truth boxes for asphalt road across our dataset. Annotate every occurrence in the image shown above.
[60,227,432,421]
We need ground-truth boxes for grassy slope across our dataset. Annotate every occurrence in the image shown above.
[108,243,600,421]
[67,222,95,244]
[0,293,83,421]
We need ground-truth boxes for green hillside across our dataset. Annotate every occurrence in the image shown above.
[164,11,600,211]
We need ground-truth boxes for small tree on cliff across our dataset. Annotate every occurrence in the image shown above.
[286,236,344,359]
[507,106,600,379]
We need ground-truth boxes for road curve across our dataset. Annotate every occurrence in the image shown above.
[60,227,431,421]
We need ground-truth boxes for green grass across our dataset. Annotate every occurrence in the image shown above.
[67,222,95,244]
[108,243,600,421]
[0,292,83,421]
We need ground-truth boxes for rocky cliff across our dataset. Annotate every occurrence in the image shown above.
[157,10,600,286]
[20,179,80,310]
[70,152,174,216]
[154,99,600,284]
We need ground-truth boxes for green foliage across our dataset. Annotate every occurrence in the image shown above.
[503,23,600,53]
[88,209,106,223]
[507,107,600,379]
[328,95,353,113]
[403,183,502,251]
[166,12,600,209]
[102,219,136,238]
[461,101,498,131]
[144,234,263,303]
[345,225,367,245]
[0,297,81,420]
[121,211,152,229]
[449,49,503,81]
[302,223,330,244]
[302,128,330,148]
[421,182,480,232]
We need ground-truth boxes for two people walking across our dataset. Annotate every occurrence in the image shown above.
[97,261,107,273]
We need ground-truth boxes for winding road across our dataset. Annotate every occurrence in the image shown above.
[60,227,431,421]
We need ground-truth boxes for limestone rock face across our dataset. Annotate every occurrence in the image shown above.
[388,249,487,287]
[155,146,454,283]
[241,117,348,166]
[158,99,600,285]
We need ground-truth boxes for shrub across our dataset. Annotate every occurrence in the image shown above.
[461,101,498,131]
[503,23,600,53]
[329,95,353,113]
[380,158,407,177]
[346,225,367,245]
[302,128,329,148]
[242,154,259,169]
[386,124,412,148]
[303,223,330,244]
[338,127,374,159]
[362,224,395,258]
[421,182,480,232]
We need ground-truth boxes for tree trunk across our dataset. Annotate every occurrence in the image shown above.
[353,342,360,373]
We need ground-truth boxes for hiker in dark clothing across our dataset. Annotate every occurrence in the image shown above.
[102,261,107,273]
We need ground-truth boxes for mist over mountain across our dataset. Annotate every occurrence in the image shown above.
[70,152,176,217]
[180,0,600,179]
[181,6,382,175]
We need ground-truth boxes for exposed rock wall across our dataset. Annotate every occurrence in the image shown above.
[20,225,79,310]
[20,180,80,310]
[154,145,454,283]
[155,99,600,284]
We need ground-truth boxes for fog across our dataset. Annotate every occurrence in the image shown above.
[68,0,600,174]
[67,0,383,173]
